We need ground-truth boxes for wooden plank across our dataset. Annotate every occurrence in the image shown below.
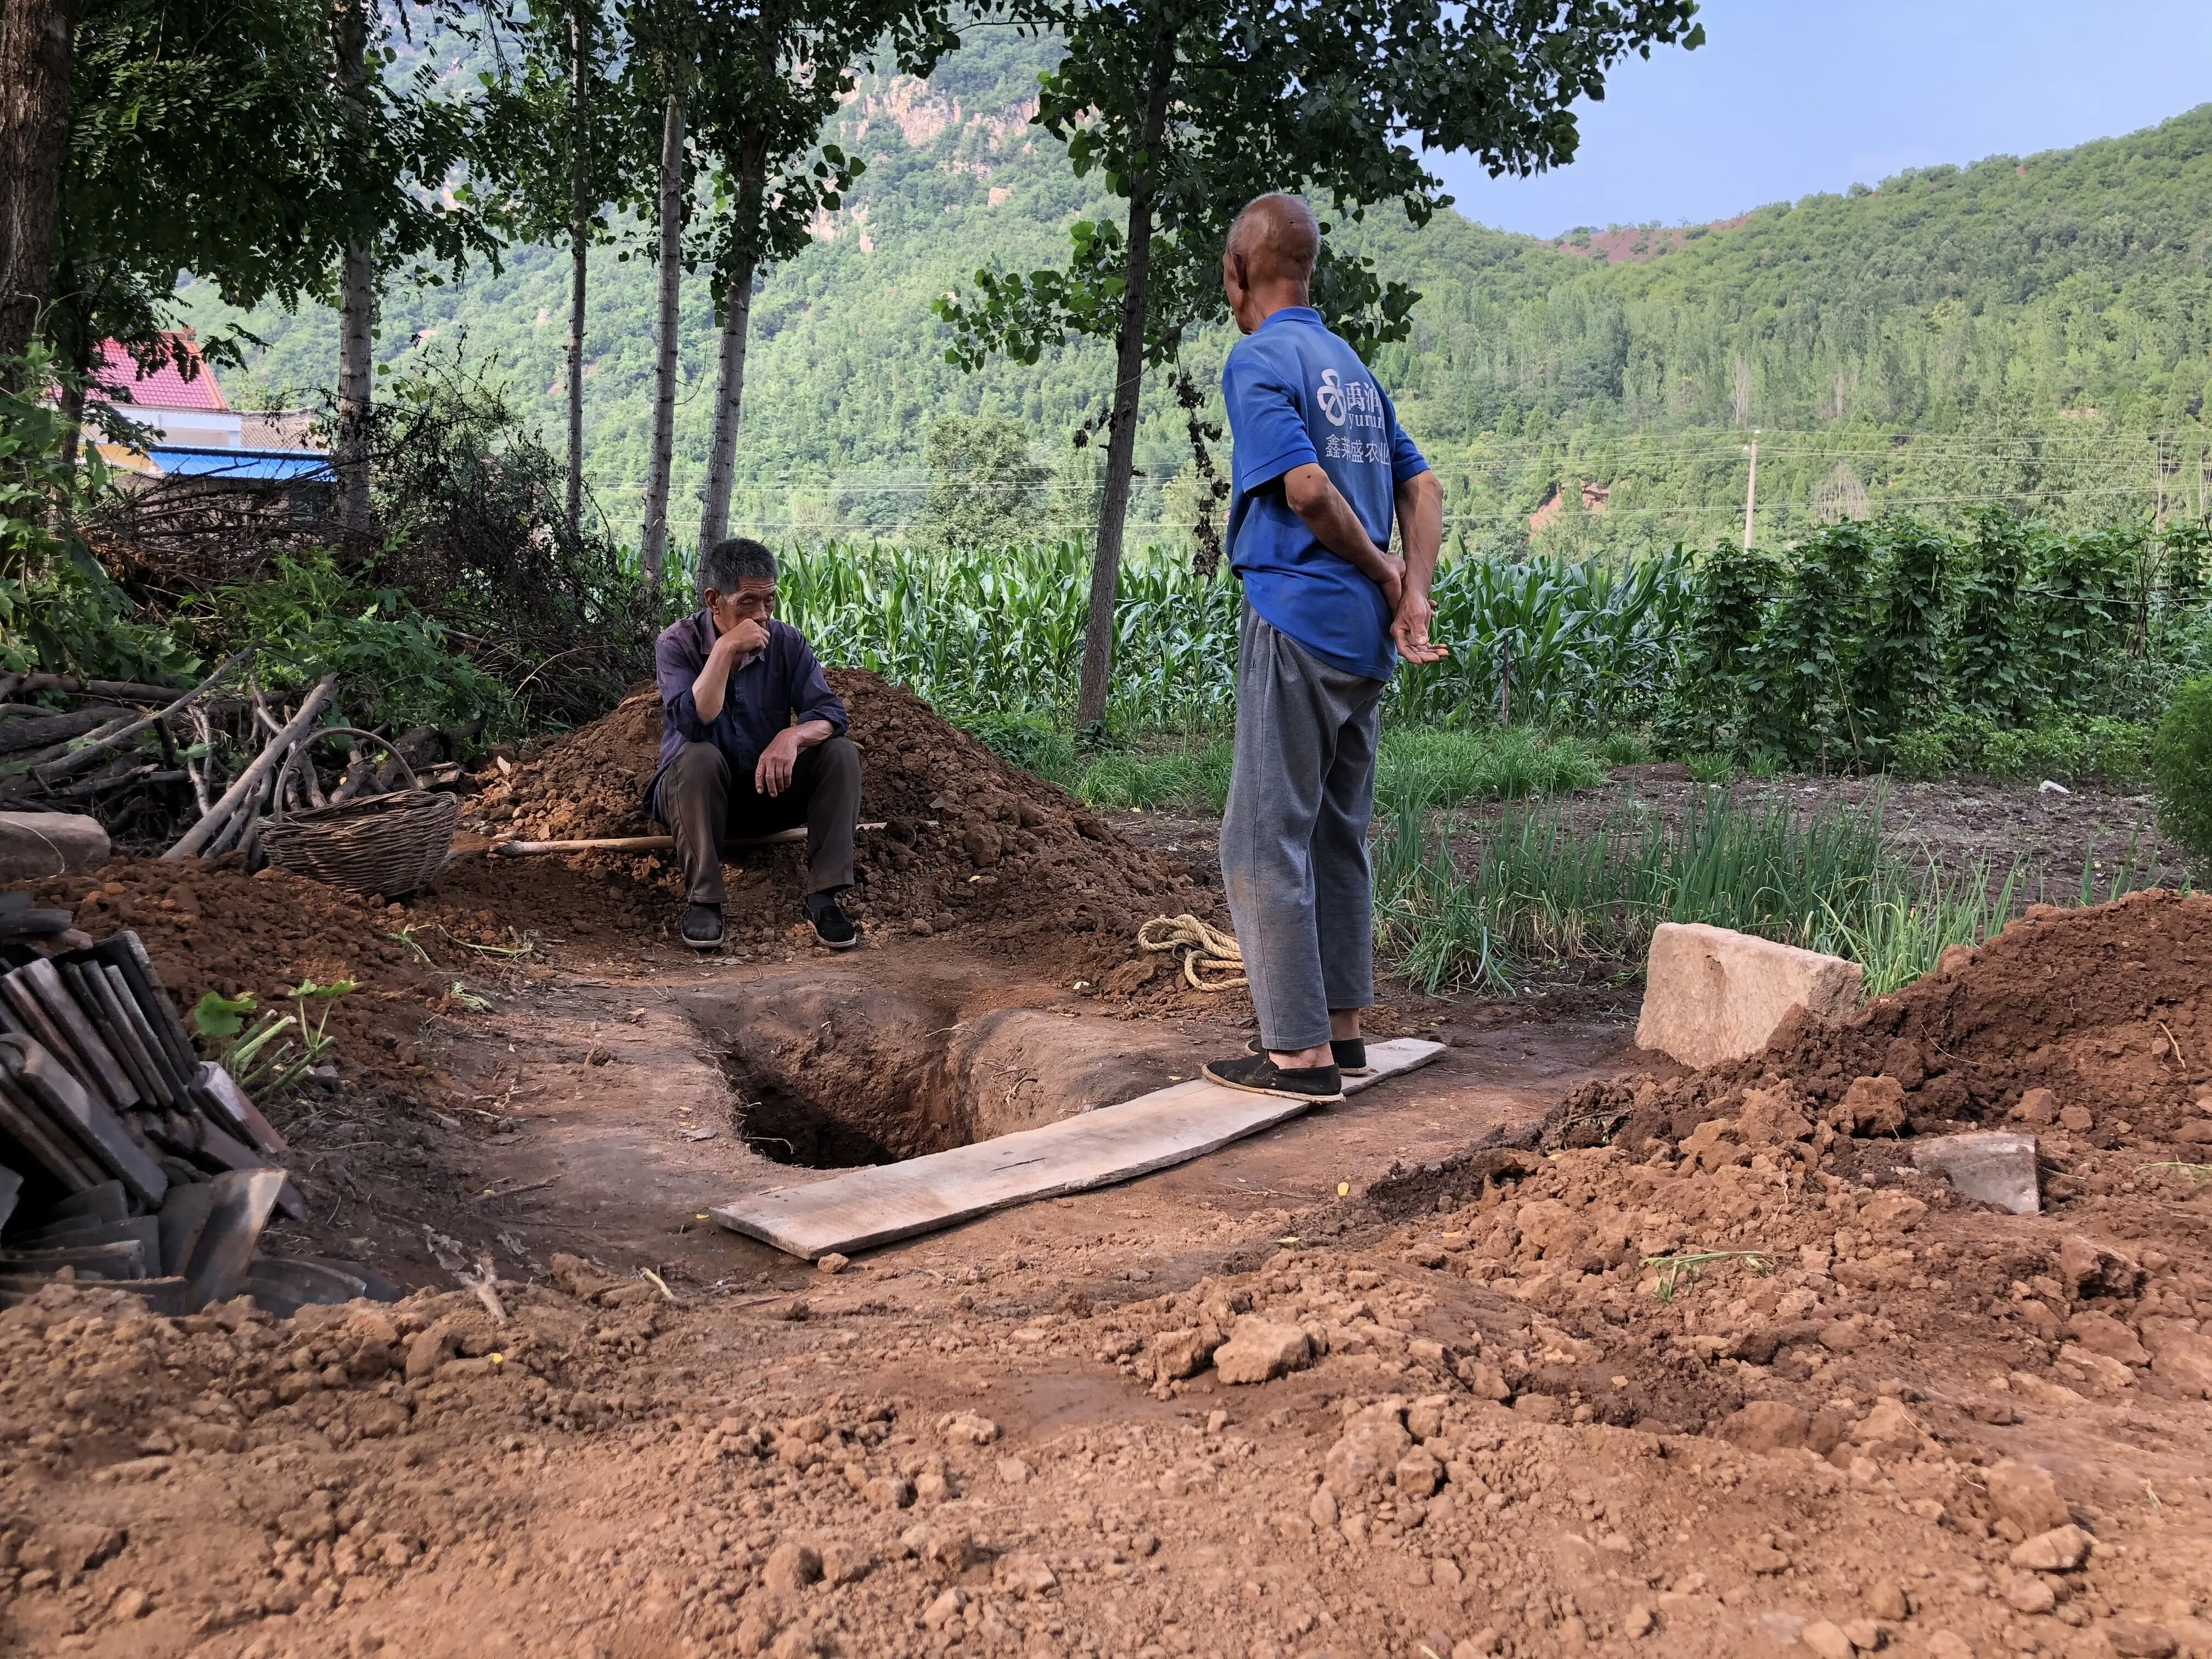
[184,1169,286,1311]
[106,933,200,1079]
[714,1036,1447,1260]
[99,963,184,1104]
[156,1180,219,1276]
[192,1062,289,1158]
[12,958,139,1112]
[0,1239,149,1279]
[182,1114,304,1219]
[0,1035,167,1208]
[0,1073,103,1190]
[44,1179,127,1226]
[67,963,168,1108]
[13,1216,161,1262]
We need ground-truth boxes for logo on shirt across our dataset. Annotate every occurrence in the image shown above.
[1316,368,1348,426]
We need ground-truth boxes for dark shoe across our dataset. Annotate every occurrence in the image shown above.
[681,904,724,951]
[805,892,857,950]
[1201,1053,1343,1103]
[1248,1035,1373,1076]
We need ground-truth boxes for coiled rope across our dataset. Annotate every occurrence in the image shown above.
[1137,913,1246,991]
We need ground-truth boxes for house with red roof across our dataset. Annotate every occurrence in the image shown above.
[72,331,332,512]
[87,332,244,452]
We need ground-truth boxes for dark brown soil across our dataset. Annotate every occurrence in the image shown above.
[464,670,1225,992]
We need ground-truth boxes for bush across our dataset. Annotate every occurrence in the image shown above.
[1887,726,1955,782]
[2153,676,2212,856]
[1891,712,2151,786]
[176,554,520,739]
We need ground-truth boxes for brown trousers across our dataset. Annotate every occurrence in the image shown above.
[654,737,860,907]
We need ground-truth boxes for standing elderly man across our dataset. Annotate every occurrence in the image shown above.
[649,537,863,952]
[1201,194,1447,1103]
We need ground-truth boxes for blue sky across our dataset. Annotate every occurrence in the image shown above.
[1429,0,2212,238]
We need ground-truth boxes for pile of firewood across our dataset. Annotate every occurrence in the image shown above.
[0,918,391,1316]
[1,656,472,857]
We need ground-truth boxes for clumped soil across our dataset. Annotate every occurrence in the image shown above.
[1558,886,2212,1155]
[0,889,2209,1658]
[465,671,1223,991]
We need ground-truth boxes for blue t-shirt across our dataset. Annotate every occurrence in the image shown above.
[1221,306,1429,682]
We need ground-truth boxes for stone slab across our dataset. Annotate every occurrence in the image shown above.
[1636,922,1863,1069]
[0,812,110,881]
[1910,1130,2040,1215]
[715,1037,1447,1260]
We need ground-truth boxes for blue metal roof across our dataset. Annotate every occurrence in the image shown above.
[146,445,332,483]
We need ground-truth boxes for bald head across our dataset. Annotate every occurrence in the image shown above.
[1228,194,1319,284]
[1222,194,1319,334]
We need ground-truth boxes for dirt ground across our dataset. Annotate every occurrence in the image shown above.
[5,744,2211,1659]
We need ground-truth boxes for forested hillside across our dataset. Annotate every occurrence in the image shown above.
[187,31,2212,558]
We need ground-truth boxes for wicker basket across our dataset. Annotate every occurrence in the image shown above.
[258,727,461,897]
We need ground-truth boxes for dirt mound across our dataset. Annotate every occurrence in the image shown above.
[465,669,1223,985]
[1563,887,2212,1156]
[32,858,466,1091]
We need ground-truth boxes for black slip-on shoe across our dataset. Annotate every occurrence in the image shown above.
[681,904,724,951]
[1201,1053,1344,1103]
[805,894,858,950]
[1248,1035,1373,1076]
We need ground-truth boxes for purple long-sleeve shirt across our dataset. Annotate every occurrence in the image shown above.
[647,610,848,812]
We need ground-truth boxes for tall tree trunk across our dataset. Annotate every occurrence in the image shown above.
[696,145,765,555]
[564,0,590,539]
[332,0,375,536]
[695,252,756,554]
[639,88,686,594]
[1075,24,1177,730]
[0,0,80,379]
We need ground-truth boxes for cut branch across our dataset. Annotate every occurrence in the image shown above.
[163,674,338,860]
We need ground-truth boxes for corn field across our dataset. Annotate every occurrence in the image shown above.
[779,539,1686,731]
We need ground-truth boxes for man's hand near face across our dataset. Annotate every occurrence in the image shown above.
[692,584,775,724]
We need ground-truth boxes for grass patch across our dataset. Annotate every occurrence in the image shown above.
[1066,740,1233,814]
[1643,1249,1779,1301]
[1374,789,1892,994]
[1375,727,1604,812]
[1373,787,2165,998]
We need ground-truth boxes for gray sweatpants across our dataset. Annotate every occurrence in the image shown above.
[1220,605,1385,1054]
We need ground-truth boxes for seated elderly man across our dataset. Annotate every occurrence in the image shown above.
[648,537,862,952]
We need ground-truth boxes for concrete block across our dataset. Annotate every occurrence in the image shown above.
[1910,1130,2039,1214]
[1635,922,1863,1069]
[0,812,110,881]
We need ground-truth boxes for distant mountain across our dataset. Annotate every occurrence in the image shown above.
[185,38,2212,557]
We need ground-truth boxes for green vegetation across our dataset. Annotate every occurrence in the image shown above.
[2153,675,2212,856]
[776,510,2210,782]
[1370,789,2164,998]
[189,49,2212,557]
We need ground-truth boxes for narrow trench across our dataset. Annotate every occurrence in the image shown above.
[696,980,1208,1172]
[715,1010,976,1170]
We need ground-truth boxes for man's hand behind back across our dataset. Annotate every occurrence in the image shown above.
[1391,586,1449,665]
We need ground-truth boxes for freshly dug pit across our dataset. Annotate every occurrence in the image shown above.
[687,975,1230,1170]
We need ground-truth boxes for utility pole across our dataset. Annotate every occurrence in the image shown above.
[1741,431,1760,550]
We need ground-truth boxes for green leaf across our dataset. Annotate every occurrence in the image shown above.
[191,990,257,1039]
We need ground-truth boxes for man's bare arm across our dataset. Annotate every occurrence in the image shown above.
[1390,471,1448,664]
[1282,462,1404,608]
